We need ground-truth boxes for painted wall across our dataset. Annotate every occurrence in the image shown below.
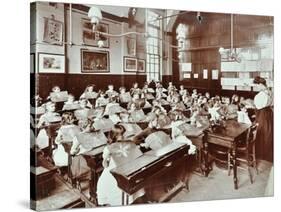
[31,2,147,75]
[30,2,149,99]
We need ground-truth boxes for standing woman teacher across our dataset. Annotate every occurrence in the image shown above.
[253,76,273,162]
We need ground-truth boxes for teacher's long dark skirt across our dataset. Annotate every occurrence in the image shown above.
[255,107,273,162]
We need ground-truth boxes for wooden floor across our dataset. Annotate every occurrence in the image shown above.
[169,160,273,203]
[34,160,273,210]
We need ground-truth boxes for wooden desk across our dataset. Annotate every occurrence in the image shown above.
[203,120,251,189]
[30,166,57,200]
[81,145,105,205]
[110,143,190,204]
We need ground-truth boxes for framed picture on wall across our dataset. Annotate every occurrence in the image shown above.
[137,59,146,72]
[82,19,109,48]
[124,57,137,72]
[43,17,63,45]
[81,49,110,73]
[38,53,65,73]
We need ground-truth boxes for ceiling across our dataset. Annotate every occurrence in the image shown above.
[85,4,130,17]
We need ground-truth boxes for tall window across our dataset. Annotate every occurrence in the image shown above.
[146,10,163,82]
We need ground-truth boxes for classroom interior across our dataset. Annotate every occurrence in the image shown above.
[30,2,274,210]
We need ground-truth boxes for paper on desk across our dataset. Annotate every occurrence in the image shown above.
[50,91,68,102]
[120,92,132,103]
[60,126,81,142]
[121,123,142,139]
[92,118,114,132]
[84,92,98,99]
[145,131,172,151]
[109,142,143,167]
[76,131,107,150]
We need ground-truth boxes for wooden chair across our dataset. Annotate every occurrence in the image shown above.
[227,123,259,184]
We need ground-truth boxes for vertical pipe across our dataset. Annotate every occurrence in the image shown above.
[230,13,233,53]
[69,3,72,46]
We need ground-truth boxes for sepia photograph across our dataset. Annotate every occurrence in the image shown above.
[81,49,109,73]
[82,19,109,48]
[43,17,63,45]
[137,59,146,72]
[38,53,65,73]
[30,1,274,211]
[124,56,138,72]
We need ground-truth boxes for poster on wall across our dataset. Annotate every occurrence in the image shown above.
[183,73,191,79]
[124,57,137,72]
[81,49,110,73]
[43,17,63,45]
[38,53,65,73]
[137,59,146,72]
[212,69,219,80]
[127,37,137,56]
[82,18,109,48]
[203,69,208,79]
[181,63,192,72]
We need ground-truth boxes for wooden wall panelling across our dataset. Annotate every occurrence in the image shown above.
[172,12,273,98]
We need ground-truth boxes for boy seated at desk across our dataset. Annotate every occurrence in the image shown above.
[182,93,193,108]
[205,92,211,100]
[80,84,98,100]
[69,121,107,182]
[237,103,252,125]
[132,115,160,145]
[155,83,167,99]
[37,102,61,128]
[231,94,240,106]
[130,82,142,96]
[191,89,198,99]
[128,103,147,123]
[142,83,155,100]
[167,90,179,104]
[179,85,188,96]
[167,82,176,94]
[36,102,62,153]
[97,124,144,206]
[105,84,119,99]
[170,96,186,112]
[48,86,69,109]
[95,90,109,108]
[46,85,61,101]
[119,87,132,103]
[53,112,81,169]
[31,94,44,115]
[74,98,91,129]
[62,94,80,111]
[170,111,196,155]
[224,97,239,119]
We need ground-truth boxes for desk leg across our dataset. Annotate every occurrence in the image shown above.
[122,192,125,205]
[126,194,129,205]
[89,168,98,205]
[232,144,238,189]
[202,132,210,177]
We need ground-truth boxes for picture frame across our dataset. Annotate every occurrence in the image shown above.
[82,18,109,48]
[43,17,63,45]
[81,49,110,73]
[137,59,146,72]
[38,53,65,73]
[183,73,191,79]
[124,57,137,72]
